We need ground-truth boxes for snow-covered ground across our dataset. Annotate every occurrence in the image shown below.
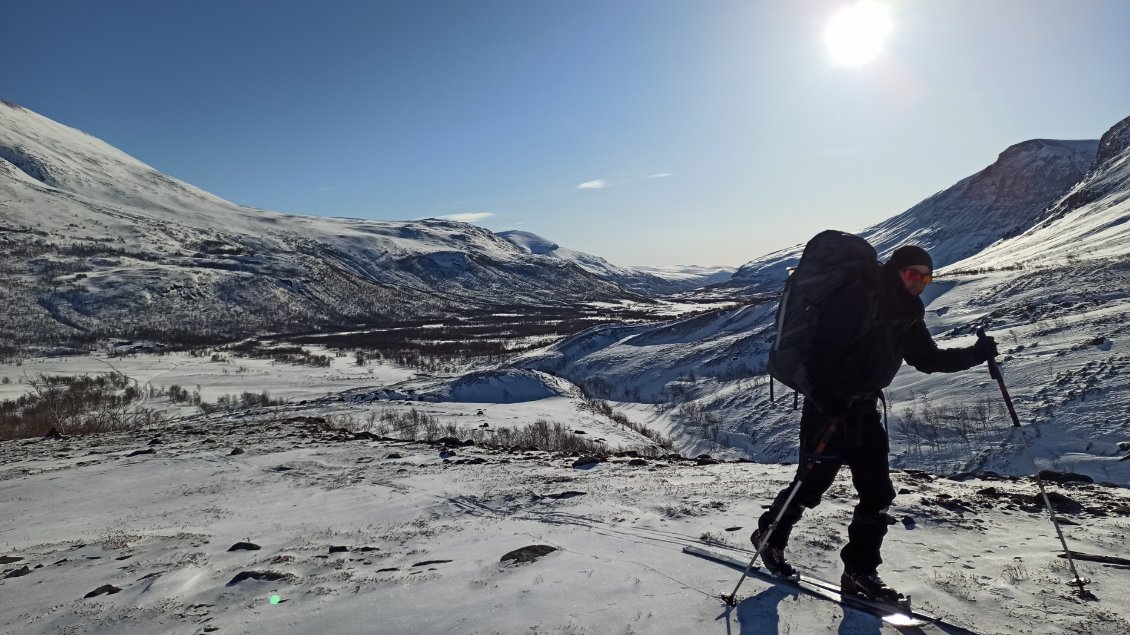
[3,396,1129,634]
[0,348,417,408]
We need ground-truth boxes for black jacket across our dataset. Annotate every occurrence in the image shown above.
[804,264,979,414]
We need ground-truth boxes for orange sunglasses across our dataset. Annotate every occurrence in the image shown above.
[902,268,933,284]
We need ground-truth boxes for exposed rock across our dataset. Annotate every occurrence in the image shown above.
[227,570,293,585]
[572,456,601,469]
[546,490,586,500]
[83,584,121,598]
[227,542,261,552]
[125,448,155,457]
[1039,470,1094,484]
[328,546,349,554]
[500,545,557,565]
[1033,491,1085,515]
[3,565,31,579]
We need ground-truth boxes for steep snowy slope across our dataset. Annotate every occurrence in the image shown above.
[727,137,1098,294]
[498,230,732,294]
[0,102,639,350]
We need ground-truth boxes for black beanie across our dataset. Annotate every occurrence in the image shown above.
[887,245,933,271]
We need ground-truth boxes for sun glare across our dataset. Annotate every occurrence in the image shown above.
[824,2,893,67]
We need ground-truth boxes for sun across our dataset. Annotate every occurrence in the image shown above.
[824,2,893,66]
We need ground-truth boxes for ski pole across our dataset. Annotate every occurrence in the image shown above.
[1035,475,1093,598]
[976,327,1020,427]
[976,328,1093,597]
[722,416,841,606]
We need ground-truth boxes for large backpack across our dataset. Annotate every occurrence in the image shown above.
[767,230,881,399]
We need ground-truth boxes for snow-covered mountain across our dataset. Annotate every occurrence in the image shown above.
[498,230,732,295]
[514,115,1130,483]
[0,102,644,350]
[950,115,1130,270]
[726,137,1098,294]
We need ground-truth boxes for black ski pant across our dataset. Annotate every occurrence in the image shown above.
[757,396,896,573]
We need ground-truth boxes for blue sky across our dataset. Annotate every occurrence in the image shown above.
[3,1,1127,266]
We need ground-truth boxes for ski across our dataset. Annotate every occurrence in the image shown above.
[684,545,940,629]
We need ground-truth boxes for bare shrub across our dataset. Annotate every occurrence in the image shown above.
[366,408,668,457]
[678,401,721,441]
[581,397,674,450]
[197,391,287,414]
[0,372,161,439]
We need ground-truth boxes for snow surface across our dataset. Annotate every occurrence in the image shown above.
[3,391,1129,634]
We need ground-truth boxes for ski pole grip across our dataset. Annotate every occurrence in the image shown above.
[976,326,1002,379]
[976,326,1021,427]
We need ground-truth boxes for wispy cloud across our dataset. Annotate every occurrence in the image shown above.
[577,180,606,190]
[647,173,671,179]
[435,212,495,223]
[315,186,334,192]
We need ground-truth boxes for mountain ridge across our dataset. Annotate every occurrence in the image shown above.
[498,229,733,295]
[0,102,649,351]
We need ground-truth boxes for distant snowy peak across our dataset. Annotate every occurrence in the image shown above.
[497,230,613,273]
[725,135,1099,294]
[498,230,732,294]
[497,230,561,256]
[631,264,733,286]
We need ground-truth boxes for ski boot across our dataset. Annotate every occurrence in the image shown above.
[840,569,908,608]
[751,528,798,579]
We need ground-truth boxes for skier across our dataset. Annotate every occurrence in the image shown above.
[753,244,998,603]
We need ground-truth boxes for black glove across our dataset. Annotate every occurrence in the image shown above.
[971,335,998,363]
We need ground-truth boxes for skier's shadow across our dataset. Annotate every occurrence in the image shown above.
[723,587,884,635]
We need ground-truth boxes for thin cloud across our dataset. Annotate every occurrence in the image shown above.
[435,212,495,223]
[647,173,672,179]
[577,180,606,190]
